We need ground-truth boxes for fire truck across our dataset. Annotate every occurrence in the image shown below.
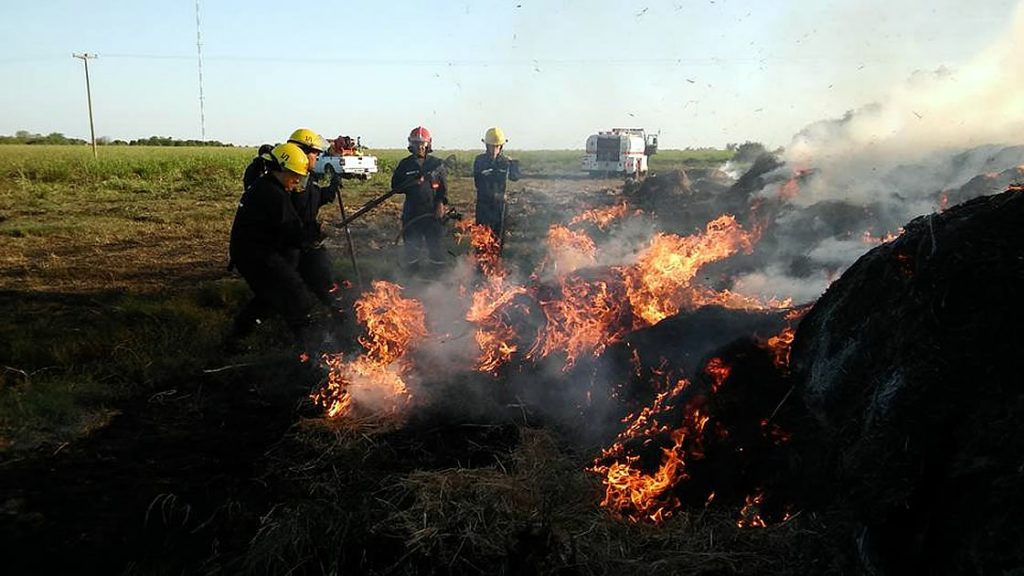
[581,128,659,178]
[313,135,379,180]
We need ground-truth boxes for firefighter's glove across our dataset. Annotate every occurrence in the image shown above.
[328,172,343,192]
[443,207,463,222]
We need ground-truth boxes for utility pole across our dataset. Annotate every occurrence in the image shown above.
[195,0,206,141]
[72,53,98,158]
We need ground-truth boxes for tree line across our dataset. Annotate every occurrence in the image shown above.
[0,130,233,147]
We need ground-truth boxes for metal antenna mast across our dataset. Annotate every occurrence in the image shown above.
[195,0,206,141]
[72,52,98,158]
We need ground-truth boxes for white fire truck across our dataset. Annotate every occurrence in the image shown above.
[581,128,659,178]
[312,136,379,180]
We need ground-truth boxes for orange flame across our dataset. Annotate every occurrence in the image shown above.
[466,275,529,374]
[736,491,768,528]
[765,326,796,370]
[356,281,428,365]
[311,281,426,418]
[704,357,731,393]
[312,355,412,418]
[777,168,813,200]
[543,225,597,275]
[590,378,719,524]
[529,275,629,369]
[457,221,504,277]
[623,215,755,327]
[568,201,634,230]
[779,178,800,200]
[861,229,901,244]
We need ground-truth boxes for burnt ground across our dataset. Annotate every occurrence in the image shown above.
[0,358,311,574]
[0,360,533,575]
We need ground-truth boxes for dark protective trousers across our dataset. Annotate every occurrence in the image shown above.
[475,193,505,239]
[232,251,315,342]
[402,215,445,268]
[297,246,336,307]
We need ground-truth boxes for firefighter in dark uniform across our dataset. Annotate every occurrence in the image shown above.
[242,144,275,189]
[473,127,520,243]
[229,142,316,348]
[391,126,448,273]
[284,128,346,322]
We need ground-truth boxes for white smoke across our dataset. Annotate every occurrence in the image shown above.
[785,4,1024,208]
[732,267,833,308]
[726,6,1024,305]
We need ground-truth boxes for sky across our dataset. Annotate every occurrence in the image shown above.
[0,0,1021,149]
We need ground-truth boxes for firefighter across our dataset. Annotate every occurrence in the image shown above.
[242,144,275,190]
[392,126,449,273]
[472,127,520,244]
[283,129,346,322]
[228,142,316,349]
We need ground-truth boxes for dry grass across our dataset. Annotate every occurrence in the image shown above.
[242,421,848,575]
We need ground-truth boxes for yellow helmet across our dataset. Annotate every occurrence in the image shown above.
[271,142,310,176]
[287,128,326,153]
[483,127,507,146]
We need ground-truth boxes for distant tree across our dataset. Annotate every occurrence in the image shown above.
[732,141,768,163]
[0,131,231,147]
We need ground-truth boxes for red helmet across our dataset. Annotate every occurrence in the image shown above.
[408,126,432,144]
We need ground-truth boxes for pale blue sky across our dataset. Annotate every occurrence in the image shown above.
[0,0,1019,148]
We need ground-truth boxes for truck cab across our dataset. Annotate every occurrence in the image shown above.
[581,128,655,179]
[312,135,379,180]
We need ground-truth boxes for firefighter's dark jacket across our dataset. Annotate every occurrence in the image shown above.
[473,153,520,200]
[292,178,338,247]
[229,174,303,263]
[242,155,273,190]
[391,155,448,221]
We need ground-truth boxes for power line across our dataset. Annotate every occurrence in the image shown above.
[93,53,878,66]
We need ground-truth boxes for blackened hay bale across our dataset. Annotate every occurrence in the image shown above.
[789,188,1024,573]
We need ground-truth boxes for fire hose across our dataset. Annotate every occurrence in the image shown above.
[393,207,463,245]
[328,170,446,278]
[337,169,442,228]
[337,187,401,228]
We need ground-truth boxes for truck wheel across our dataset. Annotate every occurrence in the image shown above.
[324,165,337,178]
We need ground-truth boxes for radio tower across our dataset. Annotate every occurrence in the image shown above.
[195,0,206,141]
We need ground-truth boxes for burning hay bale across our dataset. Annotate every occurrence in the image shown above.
[589,323,802,526]
[789,187,1024,573]
[940,163,1024,208]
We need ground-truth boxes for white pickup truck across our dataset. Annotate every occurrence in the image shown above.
[312,136,379,180]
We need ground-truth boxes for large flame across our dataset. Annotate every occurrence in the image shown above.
[312,281,426,418]
[623,215,756,327]
[568,201,635,230]
[542,225,597,275]
[528,274,629,369]
[466,275,529,374]
[589,378,702,523]
[457,221,504,278]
